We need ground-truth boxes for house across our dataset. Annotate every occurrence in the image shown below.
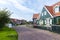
[10,18,22,25]
[6,18,22,28]
[39,2,60,27]
[10,18,27,25]
[20,19,27,24]
[33,14,40,26]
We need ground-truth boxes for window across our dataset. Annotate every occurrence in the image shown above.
[45,20,46,24]
[46,18,50,25]
[50,19,52,24]
[44,11,46,15]
[40,20,43,25]
[41,20,43,24]
[42,13,43,16]
[54,6,60,13]
[55,6,59,13]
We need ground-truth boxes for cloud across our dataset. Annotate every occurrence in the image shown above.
[8,0,37,21]
[0,0,38,21]
[8,0,36,13]
[0,0,8,4]
[10,13,25,20]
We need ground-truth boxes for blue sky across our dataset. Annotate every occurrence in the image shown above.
[0,0,60,21]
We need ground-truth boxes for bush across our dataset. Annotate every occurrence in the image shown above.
[0,8,11,30]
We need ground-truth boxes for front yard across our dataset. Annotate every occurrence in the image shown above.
[0,27,18,40]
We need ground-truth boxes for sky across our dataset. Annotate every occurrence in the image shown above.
[0,0,60,21]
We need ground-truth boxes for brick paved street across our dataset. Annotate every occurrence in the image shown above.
[14,25,60,40]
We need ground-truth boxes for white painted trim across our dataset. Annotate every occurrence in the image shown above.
[53,5,59,9]
[53,5,59,13]
[44,11,46,15]
[44,7,53,18]
[50,18,52,24]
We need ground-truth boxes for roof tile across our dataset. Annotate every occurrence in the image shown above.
[33,14,40,19]
[45,2,60,17]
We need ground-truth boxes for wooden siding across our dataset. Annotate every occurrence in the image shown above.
[39,7,52,25]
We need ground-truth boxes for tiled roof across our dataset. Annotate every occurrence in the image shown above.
[45,2,60,17]
[52,2,60,7]
[54,12,60,17]
[45,6,54,16]
[33,14,40,19]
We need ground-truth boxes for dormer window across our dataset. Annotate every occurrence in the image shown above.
[54,6,60,13]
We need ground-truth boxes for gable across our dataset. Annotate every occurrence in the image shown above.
[45,6,54,16]
[45,2,60,17]
[40,7,52,20]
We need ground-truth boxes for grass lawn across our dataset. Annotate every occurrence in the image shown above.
[0,27,18,40]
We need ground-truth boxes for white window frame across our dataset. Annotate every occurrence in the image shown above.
[44,11,46,15]
[45,20,46,24]
[46,18,50,25]
[42,13,43,16]
[54,5,59,13]
[50,19,52,24]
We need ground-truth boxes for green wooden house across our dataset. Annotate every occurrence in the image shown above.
[39,2,60,27]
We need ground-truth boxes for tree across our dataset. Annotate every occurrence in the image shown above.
[0,8,11,29]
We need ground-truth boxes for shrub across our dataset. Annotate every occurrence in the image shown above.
[0,8,11,30]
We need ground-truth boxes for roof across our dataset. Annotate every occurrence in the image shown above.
[52,2,60,7]
[10,18,21,22]
[54,12,60,17]
[45,6,54,16]
[33,14,40,19]
[45,2,60,17]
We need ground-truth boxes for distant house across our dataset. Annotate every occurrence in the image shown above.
[10,18,27,26]
[20,20,27,24]
[39,2,60,27]
[10,18,22,25]
[6,18,22,28]
[33,14,40,26]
